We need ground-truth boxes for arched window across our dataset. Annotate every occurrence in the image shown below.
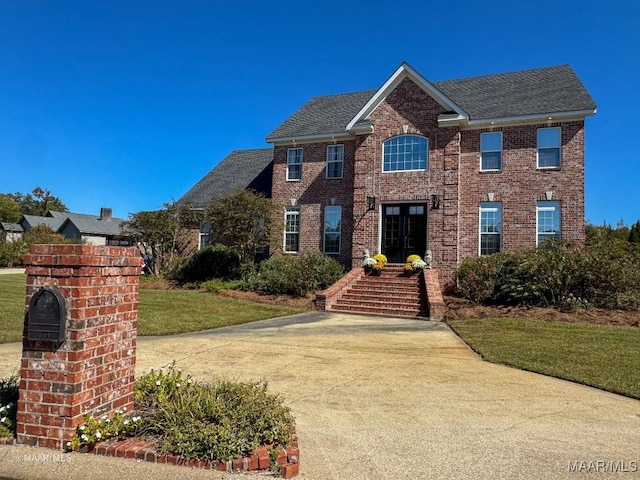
[383,135,428,172]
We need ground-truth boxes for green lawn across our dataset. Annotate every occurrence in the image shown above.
[0,274,304,342]
[0,275,26,344]
[448,318,640,399]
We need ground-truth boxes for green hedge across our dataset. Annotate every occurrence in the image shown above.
[457,239,640,310]
[246,253,344,297]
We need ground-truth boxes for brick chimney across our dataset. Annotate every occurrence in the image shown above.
[100,207,112,221]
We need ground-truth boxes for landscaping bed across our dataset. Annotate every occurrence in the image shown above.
[445,295,639,327]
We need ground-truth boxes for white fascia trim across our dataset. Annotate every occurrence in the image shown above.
[266,132,354,145]
[462,109,597,130]
[346,62,468,131]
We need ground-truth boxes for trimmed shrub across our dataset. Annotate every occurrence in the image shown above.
[456,254,505,304]
[173,244,241,283]
[456,239,640,310]
[247,253,344,297]
[135,364,295,461]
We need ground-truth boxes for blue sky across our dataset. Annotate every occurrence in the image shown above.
[0,1,638,226]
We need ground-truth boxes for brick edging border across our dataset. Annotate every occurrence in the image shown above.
[86,436,300,478]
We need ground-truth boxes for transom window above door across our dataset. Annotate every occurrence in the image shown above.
[383,135,428,172]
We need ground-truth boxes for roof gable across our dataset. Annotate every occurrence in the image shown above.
[346,62,467,131]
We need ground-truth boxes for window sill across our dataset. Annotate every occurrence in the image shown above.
[479,169,502,173]
[536,166,561,171]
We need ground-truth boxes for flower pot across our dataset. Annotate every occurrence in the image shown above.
[372,269,382,276]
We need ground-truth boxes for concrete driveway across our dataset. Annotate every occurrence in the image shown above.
[1,312,639,479]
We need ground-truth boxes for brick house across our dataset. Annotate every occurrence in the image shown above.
[181,63,596,287]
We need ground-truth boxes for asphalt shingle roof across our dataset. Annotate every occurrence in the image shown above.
[1,222,23,232]
[21,215,65,231]
[434,64,596,119]
[57,212,127,236]
[267,65,596,139]
[266,90,376,140]
[178,148,274,208]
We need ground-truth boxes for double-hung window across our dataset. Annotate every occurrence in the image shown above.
[537,127,561,168]
[537,201,561,244]
[284,207,300,253]
[480,132,502,171]
[479,202,502,255]
[287,148,303,181]
[326,145,344,179]
[383,135,428,172]
[323,206,341,254]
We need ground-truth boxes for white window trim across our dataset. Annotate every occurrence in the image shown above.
[283,207,300,253]
[326,144,344,179]
[537,127,561,169]
[536,201,561,245]
[480,131,502,172]
[323,205,342,254]
[286,147,303,181]
[478,202,502,256]
[382,134,429,173]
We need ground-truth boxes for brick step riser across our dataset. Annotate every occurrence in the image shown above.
[354,279,420,286]
[352,281,421,289]
[334,299,424,309]
[339,293,423,303]
[345,290,421,298]
[329,306,425,317]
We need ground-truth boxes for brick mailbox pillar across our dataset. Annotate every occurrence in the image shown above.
[17,244,143,449]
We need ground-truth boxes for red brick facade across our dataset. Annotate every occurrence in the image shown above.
[270,76,589,288]
[18,244,143,449]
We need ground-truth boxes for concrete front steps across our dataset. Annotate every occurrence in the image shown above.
[327,265,429,318]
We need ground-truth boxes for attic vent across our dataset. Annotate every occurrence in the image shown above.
[100,207,112,222]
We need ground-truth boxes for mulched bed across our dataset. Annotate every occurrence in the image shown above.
[444,295,640,327]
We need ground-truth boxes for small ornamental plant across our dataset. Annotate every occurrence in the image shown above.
[372,253,387,271]
[66,408,142,451]
[362,257,377,268]
[0,375,18,439]
[404,254,427,273]
[560,293,591,313]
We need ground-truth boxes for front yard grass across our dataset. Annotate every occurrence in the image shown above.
[448,318,640,400]
[0,274,304,343]
[0,275,26,344]
[137,288,304,336]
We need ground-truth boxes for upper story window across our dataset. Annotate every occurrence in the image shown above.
[537,201,561,245]
[479,202,502,255]
[287,148,303,181]
[284,207,300,253]
[480,132,502,171]
[537,127,561,168]
[326,145,344,179]
[383,135,428,172]
[323,205,342,254]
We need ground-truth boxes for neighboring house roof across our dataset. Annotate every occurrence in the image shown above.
[20,215,65,231]
[57,212,127,237]
[17,210,127,237]
[1,222,23,233]
[267,64,596,141]
[178,148,274,208]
